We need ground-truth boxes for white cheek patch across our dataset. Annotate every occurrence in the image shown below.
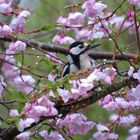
[69,45,84,55]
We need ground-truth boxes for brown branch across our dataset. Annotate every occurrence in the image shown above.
[0,77,136,140]
[0,36,137,61]
[56,77,136,114]
[133,6,140,52]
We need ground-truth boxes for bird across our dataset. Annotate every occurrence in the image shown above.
[61,41,100,77]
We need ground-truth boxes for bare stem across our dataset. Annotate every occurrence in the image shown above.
[133,6,140,52]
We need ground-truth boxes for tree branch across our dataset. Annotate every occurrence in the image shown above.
[0,36,137,60]
[0,77,136,140]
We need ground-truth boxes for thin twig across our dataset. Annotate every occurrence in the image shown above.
[133,6,140,52]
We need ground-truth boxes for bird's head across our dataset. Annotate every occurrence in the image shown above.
[68,41,100,56]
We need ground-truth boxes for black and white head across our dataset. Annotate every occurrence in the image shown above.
[68,41,100,56]
[67,41,100,70]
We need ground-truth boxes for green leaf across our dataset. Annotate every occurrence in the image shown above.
[5,116,19,124]
[137,16,140,23]
[108,22,113,30]
[42,24,55,32]
[41,59,54,68]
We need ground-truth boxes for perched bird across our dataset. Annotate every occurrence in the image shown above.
[61,41,100,77]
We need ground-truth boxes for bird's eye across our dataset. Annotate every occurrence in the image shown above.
[79,45,83,49]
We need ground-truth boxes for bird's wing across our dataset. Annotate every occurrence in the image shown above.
[89,57,97,67]
[61,63,70,77]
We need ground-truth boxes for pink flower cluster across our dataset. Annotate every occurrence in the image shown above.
[39,130,64,140]
[2,40,36,95]
[52,34,75,45]
[93,124,118,140]
[127,126,140,140]
[0,25,12,37]
[52,0,140,43]
[82,0,107,18]
[128,0,140,7]
[0,0,13,14]
[110,114,136,127]
[93,132,118,140]
[57,67,116,103]
[16,131,31,140]
[57,12,85,27]
[10,10,30,33]
[10,96,58,131]
[99,67,140,112]
[57,113,95,135]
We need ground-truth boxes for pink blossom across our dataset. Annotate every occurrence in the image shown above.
[129,126,140,135]
[39,130,64,140]
[45,53,63,64]
[119,114,136,126]
[2,40,35,95]
[10,109,19,116]
[103,97,130,111]
[57,88,72,103]
[96,124,109,132]
[18,118,35,131]
[128,0,140,7]
[0,75,6,97]
[103,100,119,111]
[133,68,140,81]
[57,16,67,25]
[128,66,135,76]
[88,30,105,39]
[2,60,20,80]
[82,0,107,17]
[13,75,36,94]
[57,113,95,135]
[98,95,113,106]
[10,10,30,33]
[75,29,90,40]
[52,35,75,45]
[93,132,118,140]
[71,80,93,99]
[110,15,132,30]
[128,84,140,101]
[126,134,138,140]
[67,12,85,26]
[69,78,94,100]
[57,12,84,27]
[102,67,116,84]
[86,68,103,82]
[18,10,30,18]
[128,100,140,110]
[87,67,116,85]
[0,0,6,3]
[103,95,140,111]
[0,25,12,37]
[48,73,56,82]
[6,40,26,54]
[22,96,58,122]
[127,10,135,22]
[0,2,13,14]
[109,114,119,123]
[16,131,31,140]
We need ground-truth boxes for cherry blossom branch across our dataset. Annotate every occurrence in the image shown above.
[56,0,127,29]
[0,36,137,60]
[56,77,136,115]
[0,77,136,140]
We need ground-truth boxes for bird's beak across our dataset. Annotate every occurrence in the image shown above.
[86,44,100,51]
